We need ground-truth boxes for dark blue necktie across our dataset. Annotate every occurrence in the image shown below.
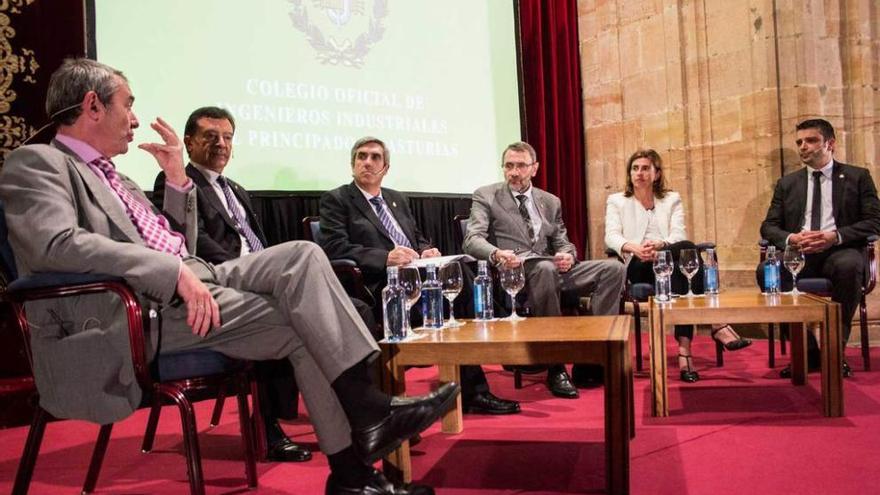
[368,196,412,248]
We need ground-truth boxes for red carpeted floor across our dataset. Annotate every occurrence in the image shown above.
[1,338,879,494]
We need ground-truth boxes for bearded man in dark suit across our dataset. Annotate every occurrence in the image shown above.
[759,118,880,378]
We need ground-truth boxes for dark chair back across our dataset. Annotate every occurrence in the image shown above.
[0,201,19,285]
[453,214,468,250]
[3,201,259,494]
[302,216,322,244]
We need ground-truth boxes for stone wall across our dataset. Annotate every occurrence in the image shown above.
[578,0,880,291]
[578,0,880,343]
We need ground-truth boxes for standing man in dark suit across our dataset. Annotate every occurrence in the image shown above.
[9,58,459,495]
[319,136,520,415]
[153,107,313,463]
[463,142,626,399]
[759,118,880,378]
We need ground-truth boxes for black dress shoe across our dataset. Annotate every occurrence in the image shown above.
[780,361,852,378]
[678,354,699,383]
[843,361,854,378]
[571,364,603,388]
[779,351,821,378]
[463,392,521,415]
[326,468,435,495]
[267,437,312,462]
[711,325,752,351]
[352,382,460,463]
[546,370,579,399]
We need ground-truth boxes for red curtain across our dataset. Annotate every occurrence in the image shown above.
[518,0,588,256]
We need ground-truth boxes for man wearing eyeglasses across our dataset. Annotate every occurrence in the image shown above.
[464,141,626,399]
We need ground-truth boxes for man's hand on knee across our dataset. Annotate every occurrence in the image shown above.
[554,252,574,273]
[176,264,221,336]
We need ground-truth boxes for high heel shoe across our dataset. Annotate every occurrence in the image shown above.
[711,324,752,351]
[678,354,700,383]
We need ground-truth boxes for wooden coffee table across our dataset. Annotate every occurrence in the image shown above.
[648,289,842,417]
[379,315,633,494]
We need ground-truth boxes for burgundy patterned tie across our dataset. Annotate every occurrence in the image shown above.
[90,157,187,257]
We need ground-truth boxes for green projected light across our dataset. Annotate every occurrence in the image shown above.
[93,0,521,193]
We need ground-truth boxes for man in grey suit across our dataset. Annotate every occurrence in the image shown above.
[464,141,626,399]
[0,58,456,495]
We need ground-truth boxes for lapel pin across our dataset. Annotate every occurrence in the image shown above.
[839,174,844,178]
[392,201,397,207]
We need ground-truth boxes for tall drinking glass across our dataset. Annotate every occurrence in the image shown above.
[783,244,805,295]
[679,248,700,297]
[653,250,674,301]
[398,267,422,332]
[439,262,464,327]
[499,263,526,321]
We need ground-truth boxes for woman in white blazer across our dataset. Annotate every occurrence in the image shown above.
[605,149,751,382]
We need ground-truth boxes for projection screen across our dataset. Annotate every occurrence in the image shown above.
[90,0,523,193]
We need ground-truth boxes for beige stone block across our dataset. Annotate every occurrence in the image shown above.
[739,89,781,139]
[621,120,645,160]
[623,70,669,117]
[596,30,622,83]
[639,15,667,73]
[642,110,686,150]
[709,98,743,144]
[703,1,751,57]
[618,0,662,25]
[583,81,624,126]
[706,50,756,100]
[618,23,643,78]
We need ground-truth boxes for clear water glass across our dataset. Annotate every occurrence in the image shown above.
[398,266,422,332]
[439,262,464,327]
[679,248,700,297]
[783,244,805,295]
[499,263,526,321]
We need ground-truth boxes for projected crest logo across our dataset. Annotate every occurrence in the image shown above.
[289,0,388,68]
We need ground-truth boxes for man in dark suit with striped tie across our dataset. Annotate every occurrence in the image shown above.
[153,106,316,463]
[319,136,520,415]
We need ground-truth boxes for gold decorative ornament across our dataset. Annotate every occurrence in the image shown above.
[0,0,38,159]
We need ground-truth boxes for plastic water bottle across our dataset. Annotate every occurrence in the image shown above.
[420,264,444,328]
[704,248,719,295]
[764,245,780,294]
[382,266,407,341]
[473,260,495,321]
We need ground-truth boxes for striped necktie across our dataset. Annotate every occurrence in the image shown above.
[89,157,187,257]
[516,194,536,242]
[216,176,264,252]
[368,196,413,248]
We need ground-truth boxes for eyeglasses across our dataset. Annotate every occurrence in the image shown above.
[502,161,533,171]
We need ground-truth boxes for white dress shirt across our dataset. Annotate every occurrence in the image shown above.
[802,159,836,232]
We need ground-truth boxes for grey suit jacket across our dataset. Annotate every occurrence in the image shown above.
[463,182,577,260]
[0,140,197,424]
